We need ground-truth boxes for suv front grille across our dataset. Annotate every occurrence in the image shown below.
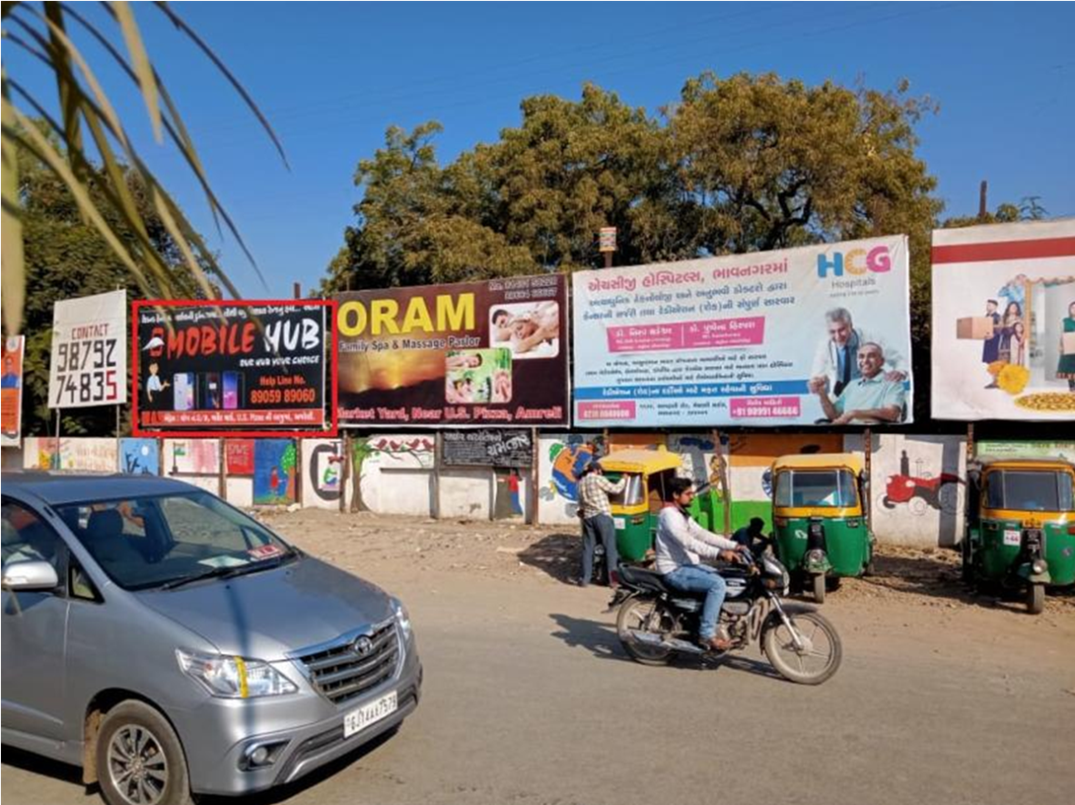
[296,621,399,706]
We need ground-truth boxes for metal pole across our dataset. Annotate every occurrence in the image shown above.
[530,427,540,526]
[966,423,975,463]
[712,429,732,535]
[54,408,61,469]
[340,433,351,514]
[864,427,873,531]
[115,405,122,470]
[432,433,442,520]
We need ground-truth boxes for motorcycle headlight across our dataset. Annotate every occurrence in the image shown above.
[393,598,413,642]
[176,649,298,698]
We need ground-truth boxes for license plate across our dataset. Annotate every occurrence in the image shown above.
[343,690,397,738]
[1003,529,1021,547]
[614,517,625,530]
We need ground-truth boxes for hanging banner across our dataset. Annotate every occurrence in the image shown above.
[49,290,127,409]
[2,336,25,447]
[133,300,336,438]
[335,274,568,427]
[931,220,1075,421]
[572,236,913,427]
[441,429,535,468]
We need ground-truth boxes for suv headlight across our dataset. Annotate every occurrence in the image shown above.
[176,649,298,698]
[393,598,413,642]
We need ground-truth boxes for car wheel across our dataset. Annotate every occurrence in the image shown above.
[96,701,193,805]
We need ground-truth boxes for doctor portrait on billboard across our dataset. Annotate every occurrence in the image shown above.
[810,307,906,397]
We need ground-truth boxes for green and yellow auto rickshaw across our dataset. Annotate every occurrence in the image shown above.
[598,449,683,564]
[771,453,874,603]
[962,458,1075,614]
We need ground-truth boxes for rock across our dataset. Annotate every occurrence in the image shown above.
[286,503,301,513]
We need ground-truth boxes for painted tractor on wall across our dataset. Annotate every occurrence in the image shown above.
[881,450,962,515]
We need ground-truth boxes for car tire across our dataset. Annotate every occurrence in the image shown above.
[96,701,193,805]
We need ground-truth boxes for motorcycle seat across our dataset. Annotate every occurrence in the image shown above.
[618,565,674,594]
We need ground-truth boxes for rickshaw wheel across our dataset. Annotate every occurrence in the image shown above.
[812,574,826,603]
[1027,584,1045,615]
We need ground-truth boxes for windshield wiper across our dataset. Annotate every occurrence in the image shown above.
[159,549,298,591]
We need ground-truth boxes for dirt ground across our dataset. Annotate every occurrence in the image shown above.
[258,507,1075,626]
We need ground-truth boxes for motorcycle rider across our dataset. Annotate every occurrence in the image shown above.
[656,477,745,651]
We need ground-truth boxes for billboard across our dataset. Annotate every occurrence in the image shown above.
[335,274,568,427]
[49,289,127,409]
[572,236,913,427]
[133,300,335,437]
[1,336,24,447]
[931,220,1075,421]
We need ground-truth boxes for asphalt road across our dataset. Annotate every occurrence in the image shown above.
[3,556,1073,805]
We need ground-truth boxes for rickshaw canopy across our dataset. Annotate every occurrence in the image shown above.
[599,449,682,475]
[771,453,864,475]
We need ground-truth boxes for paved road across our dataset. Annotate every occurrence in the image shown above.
[4,562,1073,805]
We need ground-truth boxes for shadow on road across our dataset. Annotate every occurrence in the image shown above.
[1,747,86,789]
[547,613,784,681]
[2,728,402,805]
[517,532,583,585]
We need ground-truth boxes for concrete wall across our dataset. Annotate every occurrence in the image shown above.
[849,433,967,548]
[3,432,1009,551]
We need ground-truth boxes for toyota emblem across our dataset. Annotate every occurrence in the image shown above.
[353,636,373,656]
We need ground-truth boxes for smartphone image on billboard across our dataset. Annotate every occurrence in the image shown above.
[203,372,221,410]
[173,373,195,411]
[222,371,242,410]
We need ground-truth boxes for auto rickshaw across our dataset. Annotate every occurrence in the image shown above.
[770,453,874,603]
[962,458,1075,614]
[597,448,724,564]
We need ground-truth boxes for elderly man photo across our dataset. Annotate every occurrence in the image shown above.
[811,307,906,397]
[810,342,906,425]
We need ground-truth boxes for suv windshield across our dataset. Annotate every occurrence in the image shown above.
[776,469,858,508]
[985,470,1074,512]
[57,491,295,591]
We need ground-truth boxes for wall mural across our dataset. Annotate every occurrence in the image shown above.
[350,435,435,512]
[253,439,297,506]
[880,448,962,515]
[119,438,160,475]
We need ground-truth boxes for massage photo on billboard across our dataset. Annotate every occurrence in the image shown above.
[572,235,914,428]
[931,219,1075,421]
[132,300,336,438]
[335,274,568,426]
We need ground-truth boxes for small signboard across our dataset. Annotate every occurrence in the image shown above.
[441,429,534,468]
[598,227,618,253]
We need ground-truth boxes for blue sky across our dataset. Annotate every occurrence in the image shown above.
[7,2,1074,297]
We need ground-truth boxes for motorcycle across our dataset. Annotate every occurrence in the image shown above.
[610,550,842,685]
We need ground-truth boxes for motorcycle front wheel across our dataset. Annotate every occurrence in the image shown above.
[616,595,673,666]
[763,611,842,685]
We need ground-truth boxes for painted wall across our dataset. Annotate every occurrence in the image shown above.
[23,437,118,472]
[536,432,602,525]
[847,433,966,548]
[302,439,350,511]
[163,438,220,494]
[119,438,160,475]
[352,435,435,517]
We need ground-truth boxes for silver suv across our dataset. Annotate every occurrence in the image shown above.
[1,472,422,805]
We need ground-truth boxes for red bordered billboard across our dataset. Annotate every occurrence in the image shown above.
[132,299,338,439]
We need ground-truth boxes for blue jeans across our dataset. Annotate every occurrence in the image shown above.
[581,514,618,586]
[665,564,727,641]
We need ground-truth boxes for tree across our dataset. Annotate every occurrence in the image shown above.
[2,1,283,337]
[326,75,941,297]
[15,124,214,436]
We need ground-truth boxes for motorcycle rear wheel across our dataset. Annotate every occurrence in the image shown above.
[763,611,842,685]
[616,595,674,666]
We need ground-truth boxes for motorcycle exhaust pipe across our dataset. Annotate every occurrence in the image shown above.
[628,630,705,655]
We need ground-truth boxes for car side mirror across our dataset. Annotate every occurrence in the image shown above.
[2,561,60,592]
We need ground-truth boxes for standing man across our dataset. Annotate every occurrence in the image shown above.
[811,307,906,397]
[656,478,744,651]
[577,462,627,587]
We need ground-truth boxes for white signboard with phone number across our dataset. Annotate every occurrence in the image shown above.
[48,290,127,408]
